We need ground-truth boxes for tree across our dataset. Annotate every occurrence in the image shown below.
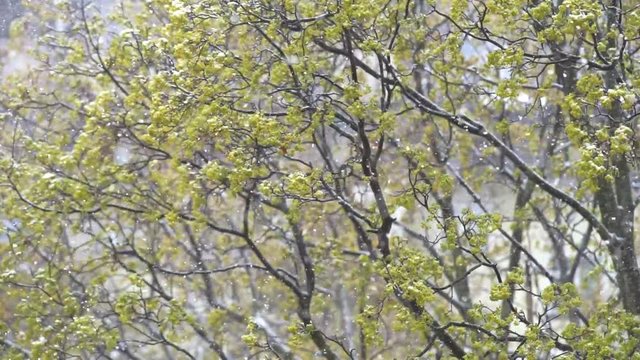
[1,0,640,358]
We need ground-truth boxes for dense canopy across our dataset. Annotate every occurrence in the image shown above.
[1,0,640,359]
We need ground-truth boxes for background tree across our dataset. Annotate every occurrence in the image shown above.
[1,0,640,359]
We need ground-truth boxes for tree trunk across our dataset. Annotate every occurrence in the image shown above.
[597,159,640,314]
